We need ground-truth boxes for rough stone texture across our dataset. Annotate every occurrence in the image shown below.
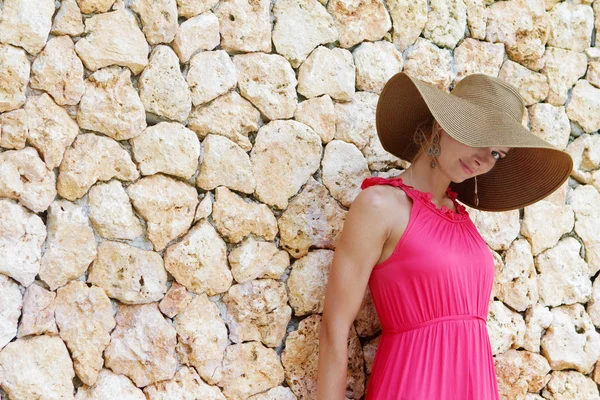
[0,0,55,55]
[293,95,335,144]
[485,0,550,71]
[521,200,574,255]
[272,0,338,68]
[547,3,593,53]
[494,350,551,399]
[212,186,278,243]
[277,177,347,259]
[566,79,600,133]
[88,241,168,304]
[220,342,285,400]
[542,370,600,399]
[493,239,538,312]
[77,0,115,13]
[187,50,237,106]
[528,103,571,150]
[0,45,29,113]
[158,281,192,318]
[568,184,600,275]
[0,109,28,150]
[387,0,427,51]
[131,122,200,179]
[74,8,149,75]
[487,300,526,355]
[422,0,467,49]
[131,0,178,45]
[77,67,147,141]
[196,134,254,193]
[174,294,228,385]
[233,53,298,121]
[334,91,378,150]
[251,120,322,209]
[536,237,592,307]
[453,38,505,83]
[51,0,84,37]
[353,41,403,94]
[363,336,379,375]
[403,38,453,91]
[540,46,588,106]
[215,0,272,53]
[326,0,391,48]
[88,180,143,241]
[0,199,46,287]
[297,46,355,101]
[354,286,381,337]
[139,46,192,122]
[75,369,145,400]
[163,219,233,296]
[523,304,553,353]
[104,303,178,387]
[177,0,220,18]
[39,200,97,291]
[228,237,290,283]
[144,366,226,400]
[223,279,292,347]
[362,137,410,172]
[126,174,198,251]
[541,304,600,374]
[0,335,75,400]
[25,93,79,170]
[55,281,116,386]
[247,387,297,400]
[195,193,213,223]
[281,314,365,399]
[466,208,520,251]
[30,36,85,106]
[566,135,600,192]
[0,274,22,350]
[322,140,371,207]
[17,283,57,338]
[0,147,56,213]
[464,0,486,39]
[498,60,549,106]
[173,13,220,63]
[287,250,332,316]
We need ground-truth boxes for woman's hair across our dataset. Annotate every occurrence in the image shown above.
[410,116,436,164]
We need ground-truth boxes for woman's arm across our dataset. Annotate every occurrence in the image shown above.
[316,187,392,400]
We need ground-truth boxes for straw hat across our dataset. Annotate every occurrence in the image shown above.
[376,71,574,212]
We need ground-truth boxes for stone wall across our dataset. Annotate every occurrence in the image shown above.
[0,0,599,398]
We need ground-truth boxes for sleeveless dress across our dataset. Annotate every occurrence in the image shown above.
[360,175,500,400]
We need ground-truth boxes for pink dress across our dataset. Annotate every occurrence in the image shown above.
[361,176,500,400]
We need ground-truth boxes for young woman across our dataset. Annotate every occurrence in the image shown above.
[316,72,573,399]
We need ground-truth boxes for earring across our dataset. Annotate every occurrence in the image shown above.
[474,175,479,207]
[427,126,441,168]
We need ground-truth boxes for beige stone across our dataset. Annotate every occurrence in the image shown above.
[362,134,410,171]
[25,93,79,170]
[51,0,84,37]
[452,39,505,83]
[334,91,378,150]
[0,0,55,55]
[248,387,297,400]
[272,0,338,68]
[547,3,593,53]
[0,147,56,213]
[568,184,600,275]
[228,237,290,284]
[528,103,571,150]
[297,46,355,101]
[541,370,600,399]
[294,95,335,144]
[466,208,520,251]
[164,219,233,295]
[498,60,549,106]
[487,300,526,355]
[327,0,391,48]
[0,335,75,400]
[139,46,192,122]
[174,294,228,385]
[177,0,219,18]
[75,8,149,75]
[464,0,486,39]
[144,366,226,400]
[215,0,271,53]
[403,38,453,91]
[354,285,382,337]
[0,109,27,150]
[251,120,322,209]
[17,283,57,338]
[131,122,200,179]
[523,304,553,353]
[493,239,538,312]
[75,369,145,400]
[77,66,147,141]
[277,177,347,259]
[0,274,22,350]
[587,277,600,328]
[387,0,427,51]
[194,193,213,223]
[88,241,168,304]
[104,303,178,387]
[188,91,258,152]
[521,201,574,255]
[287,250,331,316]
[158,281,192,318]
[131,0,178,45]
[187,50,237,106]
[540,46,588,106]
[0,45,29,112]
[77,0,115,13]
[88,180,143,241]
[55,281,116,386]
[173,13,220,63]
[353,41,403,94]
[0,199,46,287]
[196,134,254,193]
[127,174,198,251]
[422,0,467,49]
[494,350,551,399]
[322,140,371,207]
[30,36,85,106]
[220,342,285,400]
[363,336,380,375]
[566,79,600,133]
[233,53,298,121]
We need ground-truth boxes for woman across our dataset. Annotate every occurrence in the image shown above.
[316,72,573,399]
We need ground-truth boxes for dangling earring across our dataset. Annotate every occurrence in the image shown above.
[474,175,479,207]
[427,124,441,168]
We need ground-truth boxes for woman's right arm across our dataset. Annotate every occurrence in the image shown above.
[316,186,393,400]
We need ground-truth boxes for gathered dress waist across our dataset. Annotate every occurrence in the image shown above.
[382,314,487,335]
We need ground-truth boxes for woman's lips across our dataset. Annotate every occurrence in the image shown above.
[460,159,473,175]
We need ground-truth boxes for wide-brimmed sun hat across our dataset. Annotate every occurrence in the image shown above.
[376,71,574,212]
